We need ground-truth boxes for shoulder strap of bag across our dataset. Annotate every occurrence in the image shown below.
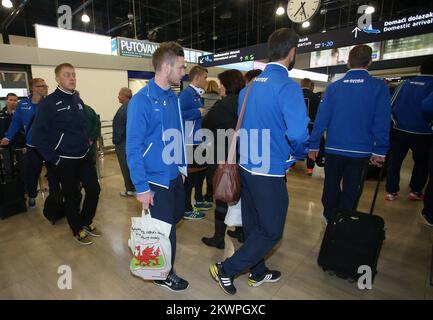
[227,80,254,164]
[391,80,405,107]
[390,81,405,127]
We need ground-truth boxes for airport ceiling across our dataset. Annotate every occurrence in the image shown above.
[1,0,433,53]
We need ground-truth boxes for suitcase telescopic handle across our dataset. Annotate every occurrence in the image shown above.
[369,161,386,215]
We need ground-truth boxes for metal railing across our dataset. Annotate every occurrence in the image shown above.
[98,120,115,157]
[95,120,116,179]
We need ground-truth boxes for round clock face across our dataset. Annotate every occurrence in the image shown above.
[287,0,321,23]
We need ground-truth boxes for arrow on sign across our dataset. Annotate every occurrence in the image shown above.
[352,27,361,38]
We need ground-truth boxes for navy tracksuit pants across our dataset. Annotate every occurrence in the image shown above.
[386,129,432,194]
[25,146,59,198]
[222,168,288,277]
[422,142,433,220]
[322,153,369,220]
[149,174,185,267]
[52,154,100,235]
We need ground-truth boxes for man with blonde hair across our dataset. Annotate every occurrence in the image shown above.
[127,42,188,291]
[33,63,100,245]
[113,86,134,196]
[180,65,210,219]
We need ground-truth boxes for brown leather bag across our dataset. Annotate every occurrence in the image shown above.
[212,81,253,203]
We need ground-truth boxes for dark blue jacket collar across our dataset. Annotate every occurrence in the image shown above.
[56,86,76,95]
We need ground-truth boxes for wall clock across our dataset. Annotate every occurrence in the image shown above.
[287,0,321,24]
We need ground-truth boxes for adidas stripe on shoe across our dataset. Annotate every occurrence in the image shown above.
[248,269,281,287]
[209,262,236,295]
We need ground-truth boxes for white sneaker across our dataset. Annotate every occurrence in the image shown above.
[323,216,328,225]
[420,212,433,227]
[385,193,398,201]
[120,191,136,197]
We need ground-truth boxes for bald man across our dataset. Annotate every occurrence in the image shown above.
[113,87,135,196]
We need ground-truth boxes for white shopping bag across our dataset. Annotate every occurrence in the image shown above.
[128,209,172,280]
[312,166,325,179]
[224,199,242,227]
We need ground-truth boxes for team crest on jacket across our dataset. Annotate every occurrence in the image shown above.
[78,103,83,110]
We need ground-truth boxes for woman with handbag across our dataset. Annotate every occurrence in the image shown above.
[201,69,245,249]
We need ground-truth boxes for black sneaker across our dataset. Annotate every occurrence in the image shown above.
[154,269,189,292]
[248,268,281,287]
[83,224,102,237]
[227,228,244,243]
[75,229,94,246]
[209,262,236,295]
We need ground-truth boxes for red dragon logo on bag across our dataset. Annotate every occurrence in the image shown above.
[131,245,165,269]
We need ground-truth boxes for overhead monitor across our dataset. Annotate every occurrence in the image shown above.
[310,42,381,68]
[383,33,433,60]
[0,71,29,98]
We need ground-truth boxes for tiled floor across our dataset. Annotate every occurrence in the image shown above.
[0,153,432,299]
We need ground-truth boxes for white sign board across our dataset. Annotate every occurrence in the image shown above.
[35,24,112,55]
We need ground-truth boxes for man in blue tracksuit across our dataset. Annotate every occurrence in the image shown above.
[210,28,310,295]
[386,58,433,201]
[0,78,58,208]
[127,42,189,292]
[32,63,100,245]
[309,45,391,223]
[421,88,433,226]
[179,65,209,219]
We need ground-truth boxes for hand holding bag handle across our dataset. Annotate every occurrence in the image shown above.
[141,207,172,238]
[213,80,254,203]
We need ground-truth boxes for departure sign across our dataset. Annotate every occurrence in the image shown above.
[199,10,433,67]
[199,44,268,67]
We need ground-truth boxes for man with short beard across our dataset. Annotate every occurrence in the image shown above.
[126,42,188,292]
[210,28,310,295]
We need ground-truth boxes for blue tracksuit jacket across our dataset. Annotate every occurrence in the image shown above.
[309,69,391,158]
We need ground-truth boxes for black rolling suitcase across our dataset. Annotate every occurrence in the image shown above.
[318,164,386,283]
[43,191,66,225]
[0,147,27,219]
